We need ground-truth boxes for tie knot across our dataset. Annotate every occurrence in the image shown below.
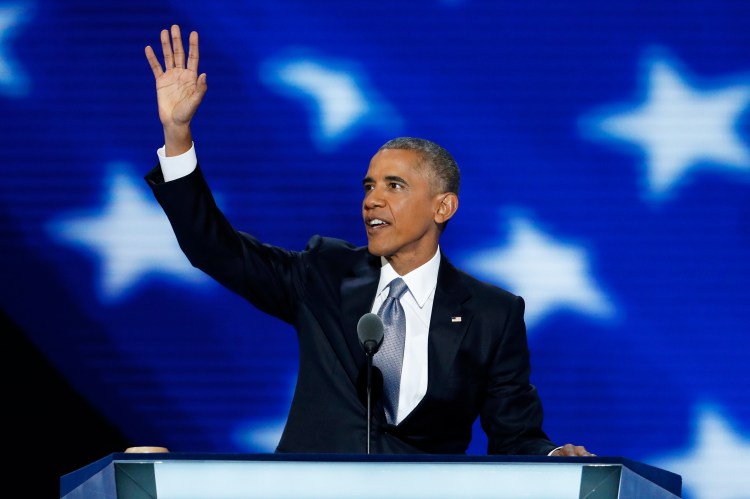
[388,278,409,300]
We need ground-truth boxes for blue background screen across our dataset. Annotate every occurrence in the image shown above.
[2,2,749,498]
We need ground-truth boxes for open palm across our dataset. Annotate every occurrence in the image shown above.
[145,26,207,129]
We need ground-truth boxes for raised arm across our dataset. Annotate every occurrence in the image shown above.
[144,25,207,156]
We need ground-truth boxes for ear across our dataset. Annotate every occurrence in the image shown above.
[434,193,458,224]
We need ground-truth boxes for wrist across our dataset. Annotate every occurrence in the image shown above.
[163,125,192,157]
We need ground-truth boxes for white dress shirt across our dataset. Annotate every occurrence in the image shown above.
[371,250,440,425]
[157,143,197,180]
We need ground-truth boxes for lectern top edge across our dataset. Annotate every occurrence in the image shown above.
[61,453,681,499]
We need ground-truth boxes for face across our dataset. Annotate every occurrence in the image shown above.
[362,148,451,274]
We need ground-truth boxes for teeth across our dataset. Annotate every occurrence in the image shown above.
[369,219,387,226]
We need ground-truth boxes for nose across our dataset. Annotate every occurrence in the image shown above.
[363,187,385,209]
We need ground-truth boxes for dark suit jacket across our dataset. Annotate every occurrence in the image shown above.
[146,165,557,455]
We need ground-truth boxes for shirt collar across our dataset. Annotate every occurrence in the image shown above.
[377,247,441,309]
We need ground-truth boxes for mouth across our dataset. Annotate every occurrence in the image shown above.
[365,218,390,233]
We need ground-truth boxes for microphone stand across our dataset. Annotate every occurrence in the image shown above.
[357,312,383,456]
[365,343,375,455]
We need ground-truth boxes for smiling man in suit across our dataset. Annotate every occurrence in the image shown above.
[144,25,592,457]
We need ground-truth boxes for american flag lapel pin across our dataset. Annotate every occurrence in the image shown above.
[451,316,462,323]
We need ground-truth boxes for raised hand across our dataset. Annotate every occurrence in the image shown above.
[145,25,207,156]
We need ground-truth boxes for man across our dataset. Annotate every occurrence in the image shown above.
[144,25,592,456]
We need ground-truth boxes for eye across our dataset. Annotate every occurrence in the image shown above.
[389,182,404,189]
[363,183,374,192]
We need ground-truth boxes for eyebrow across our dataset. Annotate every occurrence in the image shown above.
[362,175,409,185]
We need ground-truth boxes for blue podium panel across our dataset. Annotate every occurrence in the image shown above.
[61,454,681,499]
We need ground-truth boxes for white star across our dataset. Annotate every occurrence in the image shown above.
[48,165,207,302]
[234,418,285,453]
[584,49,750,199]
[463,215,615,329]
[232,375,295,452]
[650,406,750,499]
[0,5,30,97]
[261,54,401,150]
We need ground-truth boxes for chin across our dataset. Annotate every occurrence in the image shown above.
[367,244,384,256]
[366,242,390,258]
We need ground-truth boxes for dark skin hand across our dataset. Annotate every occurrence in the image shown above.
[550,444,595,457]
[145,24,207,157]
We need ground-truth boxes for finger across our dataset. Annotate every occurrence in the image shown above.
[171,25,185,69]
[144,45,164,78]
[160,28,174,69]
[191,73,208,107]
[572,445,594,456]
[197,73,208,94]
[560,444,580,456]
[186,31,200,73]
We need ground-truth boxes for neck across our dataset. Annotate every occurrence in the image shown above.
[385,246,439,276]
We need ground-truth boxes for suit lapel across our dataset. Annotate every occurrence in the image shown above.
[340,252,381,378]
[426,258,472,397]
[338,251,472,425]
[399,256,472,425]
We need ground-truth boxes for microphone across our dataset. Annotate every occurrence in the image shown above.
[357,312,384,356]
[357,312,383,454]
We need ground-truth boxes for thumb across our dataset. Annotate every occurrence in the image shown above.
[197,73,207,94]
[190,73,208,107]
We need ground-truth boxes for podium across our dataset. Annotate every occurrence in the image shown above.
[61,453,681,498]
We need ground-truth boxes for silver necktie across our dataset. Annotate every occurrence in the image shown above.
[373,277,409,425]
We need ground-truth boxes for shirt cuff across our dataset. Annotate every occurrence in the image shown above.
[547,446,563,456]
[157,142,197,182]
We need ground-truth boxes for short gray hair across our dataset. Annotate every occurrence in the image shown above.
[378,137,460,195]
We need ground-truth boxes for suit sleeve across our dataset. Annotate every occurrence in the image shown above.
[144,164,305,324]
[480,295,558,455]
